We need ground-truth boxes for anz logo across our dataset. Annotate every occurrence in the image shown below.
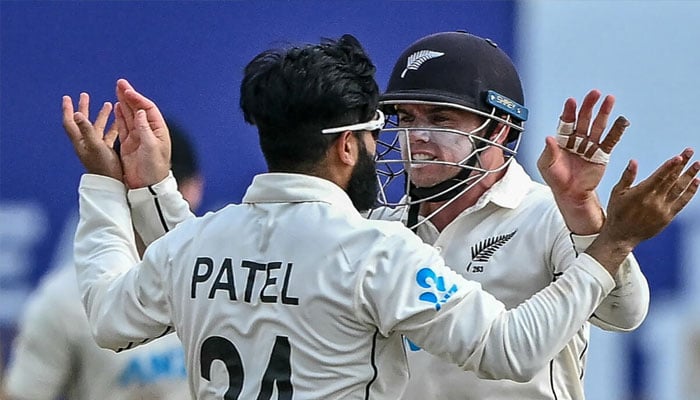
[466,230,517,273]
[415,267,458,311]
[118,346,187,386]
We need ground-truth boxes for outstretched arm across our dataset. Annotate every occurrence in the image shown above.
[539,90,650,330]
[396,151,697,382]
[64,89,173,350]
[113,79,195,245]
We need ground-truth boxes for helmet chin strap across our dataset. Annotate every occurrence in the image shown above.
[405,148,482,230]
[402,120,503,230]
[408,167,474,203]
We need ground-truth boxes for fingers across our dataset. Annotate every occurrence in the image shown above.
[573,89,602,140]
[62,96,81,143]
[538,136,560,170]
[560,97,577,124]
[117,79,156,113]
[116,79,136,131]
[613,160,638,194]
[122,89,168,134]
[115,102,130,146]
[134,109,151,138]
[72,110,99,146]
[668,160,699,198]
[104,122,119,148]
[643,149,694,194]
[116,79,167,135]
[78,92,90,117]
[587,94,615,144]
[93,102,113,136]
[671,175,700,215]
[591,116,629,156]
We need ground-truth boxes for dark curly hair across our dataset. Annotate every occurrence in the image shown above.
[240,34,379,173]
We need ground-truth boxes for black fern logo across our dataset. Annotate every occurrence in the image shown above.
[466,230,517,272]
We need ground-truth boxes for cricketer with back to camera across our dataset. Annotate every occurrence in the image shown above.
[63,33,697,399]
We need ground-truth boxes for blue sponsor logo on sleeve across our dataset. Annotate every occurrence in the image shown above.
[118,346,187,386]
[416,267,458,311]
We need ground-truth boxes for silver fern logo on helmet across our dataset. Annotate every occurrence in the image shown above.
[400,50,445,78]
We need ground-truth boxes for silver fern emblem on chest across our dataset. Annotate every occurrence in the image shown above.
[466,230,517,273]
[401,50,445,78]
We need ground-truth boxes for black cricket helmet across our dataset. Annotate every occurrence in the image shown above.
[371,31,529,227]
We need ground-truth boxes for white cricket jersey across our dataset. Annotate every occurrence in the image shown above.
[3,265,190,400]
[77,172,617,399]
[379,162,650,400]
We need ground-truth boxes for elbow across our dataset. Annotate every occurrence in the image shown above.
[85,305,125,351]
[505,363,540,383]
[591,311,647,332]
[474,358,540,383]
[90,321,120,350]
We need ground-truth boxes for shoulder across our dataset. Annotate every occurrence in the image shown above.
[518,181,562,218]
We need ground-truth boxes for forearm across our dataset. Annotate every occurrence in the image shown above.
[553,192,605,235]
[411,254,615,382]
[76,174,171,350]
[128,171,195,246]
[471,253,615,381]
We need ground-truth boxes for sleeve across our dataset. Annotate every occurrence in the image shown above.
[4,286,72,400]
[570,234,650,331]
[75,174,174,351]
[128,171,195,246]
[355,230,616,382]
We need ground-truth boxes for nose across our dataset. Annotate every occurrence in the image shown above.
[408,128,430,144]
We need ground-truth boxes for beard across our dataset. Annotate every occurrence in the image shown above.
[347,139,379,212]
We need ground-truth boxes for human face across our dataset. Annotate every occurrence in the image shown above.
[396,104,486,188]
[347,134,379,212]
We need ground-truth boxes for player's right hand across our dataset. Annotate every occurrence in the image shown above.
[115,78,171,189]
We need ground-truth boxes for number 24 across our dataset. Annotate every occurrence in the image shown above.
[200,335,293,399]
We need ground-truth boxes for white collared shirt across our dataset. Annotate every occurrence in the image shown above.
[392,161,649,400]
[76,172,616,399]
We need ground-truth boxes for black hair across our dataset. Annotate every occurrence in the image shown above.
[239,34,379,172]
[166,119,200,182]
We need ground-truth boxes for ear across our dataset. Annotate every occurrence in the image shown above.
[489,121,511,145]
[333,131,358,167]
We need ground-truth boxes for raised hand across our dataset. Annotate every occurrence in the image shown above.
[62,93,121,180]
[537,90,629,235]
[587,149,699,274]
[114,78,171,189]
[605,149,698,245]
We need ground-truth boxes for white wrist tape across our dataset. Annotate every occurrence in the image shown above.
[555,120,610,165]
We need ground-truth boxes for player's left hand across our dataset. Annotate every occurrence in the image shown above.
[62,93,122,181]
[537,89,630,235]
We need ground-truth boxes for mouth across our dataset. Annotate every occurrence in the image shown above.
[410,153,436,169]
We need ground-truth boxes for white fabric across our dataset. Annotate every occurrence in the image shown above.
[376,161,649,400]
[556,120,611,165]
[3,265,190,400]
[127,171,194,244]
[77,172,616,399]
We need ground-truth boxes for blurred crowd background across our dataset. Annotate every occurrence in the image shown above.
[1,1,698,399]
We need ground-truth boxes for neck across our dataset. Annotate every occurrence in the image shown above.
[419,166,506,232]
